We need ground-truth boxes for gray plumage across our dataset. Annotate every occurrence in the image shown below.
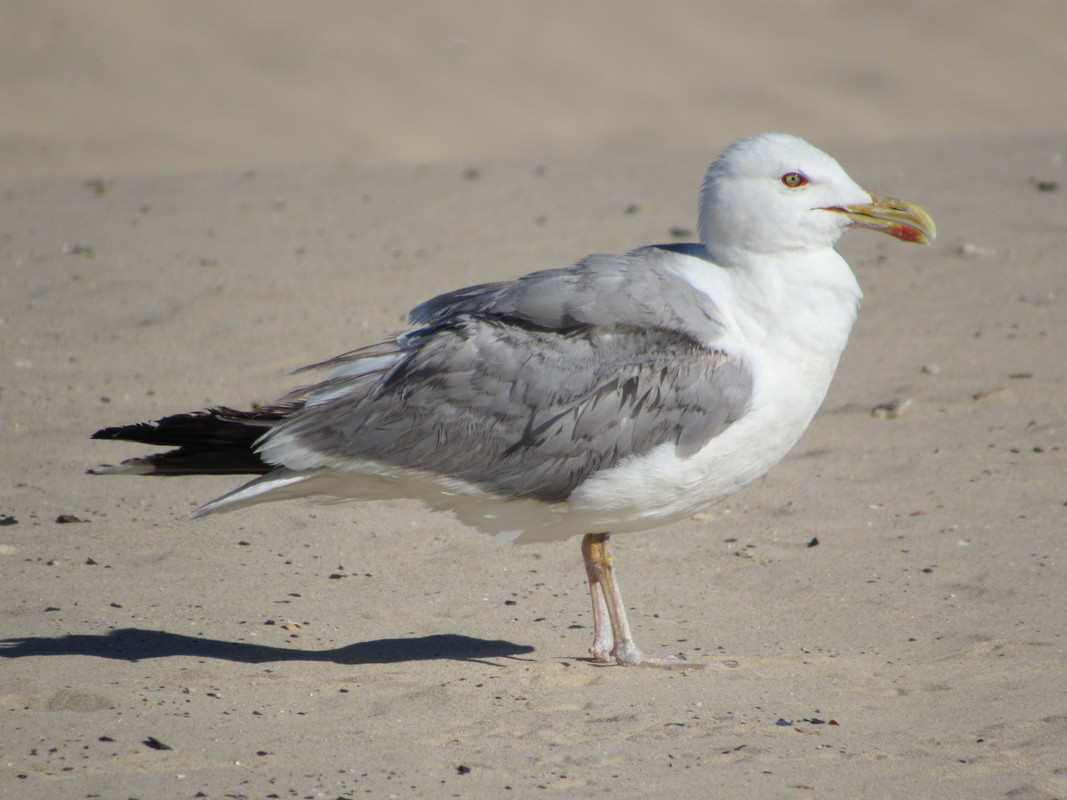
[409,246,725,335]
[263,247,753,503]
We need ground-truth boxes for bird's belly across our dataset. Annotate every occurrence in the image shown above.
[566,395,814,528]
[562,331,844,533]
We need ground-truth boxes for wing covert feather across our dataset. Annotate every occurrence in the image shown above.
[267,318,751,502]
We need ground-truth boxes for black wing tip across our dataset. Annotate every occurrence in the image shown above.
[91,423,151,441]
[89,407,289,445]
[89,408,282,477]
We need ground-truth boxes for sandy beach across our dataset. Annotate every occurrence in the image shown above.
[2,3,1066,798]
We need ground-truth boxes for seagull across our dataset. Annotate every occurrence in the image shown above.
[91,132,935,669]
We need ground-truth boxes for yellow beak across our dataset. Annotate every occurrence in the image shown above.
[826,194,936,245]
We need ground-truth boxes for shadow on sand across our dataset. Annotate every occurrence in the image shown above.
[0,628,535,667]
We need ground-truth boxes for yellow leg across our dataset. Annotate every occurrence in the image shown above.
[580,533,643,665]
[579,532,734,671]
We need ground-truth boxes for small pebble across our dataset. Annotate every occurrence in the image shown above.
[958,243,995,257]
[871,398,911,419]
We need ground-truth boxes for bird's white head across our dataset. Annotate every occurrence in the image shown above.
[698,132,935,264]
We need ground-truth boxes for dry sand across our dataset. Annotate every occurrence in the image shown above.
[2,3,1066,799]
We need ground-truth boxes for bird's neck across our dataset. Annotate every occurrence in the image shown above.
[728,245,861,306]
[726,248,862,385]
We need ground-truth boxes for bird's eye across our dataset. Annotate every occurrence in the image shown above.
[781,172,808,188]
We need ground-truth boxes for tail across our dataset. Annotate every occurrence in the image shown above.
[89,406,295,476]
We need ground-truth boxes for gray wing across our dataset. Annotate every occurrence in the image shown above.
[410,246,724,339]
[266,249,752,502]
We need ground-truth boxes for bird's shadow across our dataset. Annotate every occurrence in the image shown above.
[0,628,535,667]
